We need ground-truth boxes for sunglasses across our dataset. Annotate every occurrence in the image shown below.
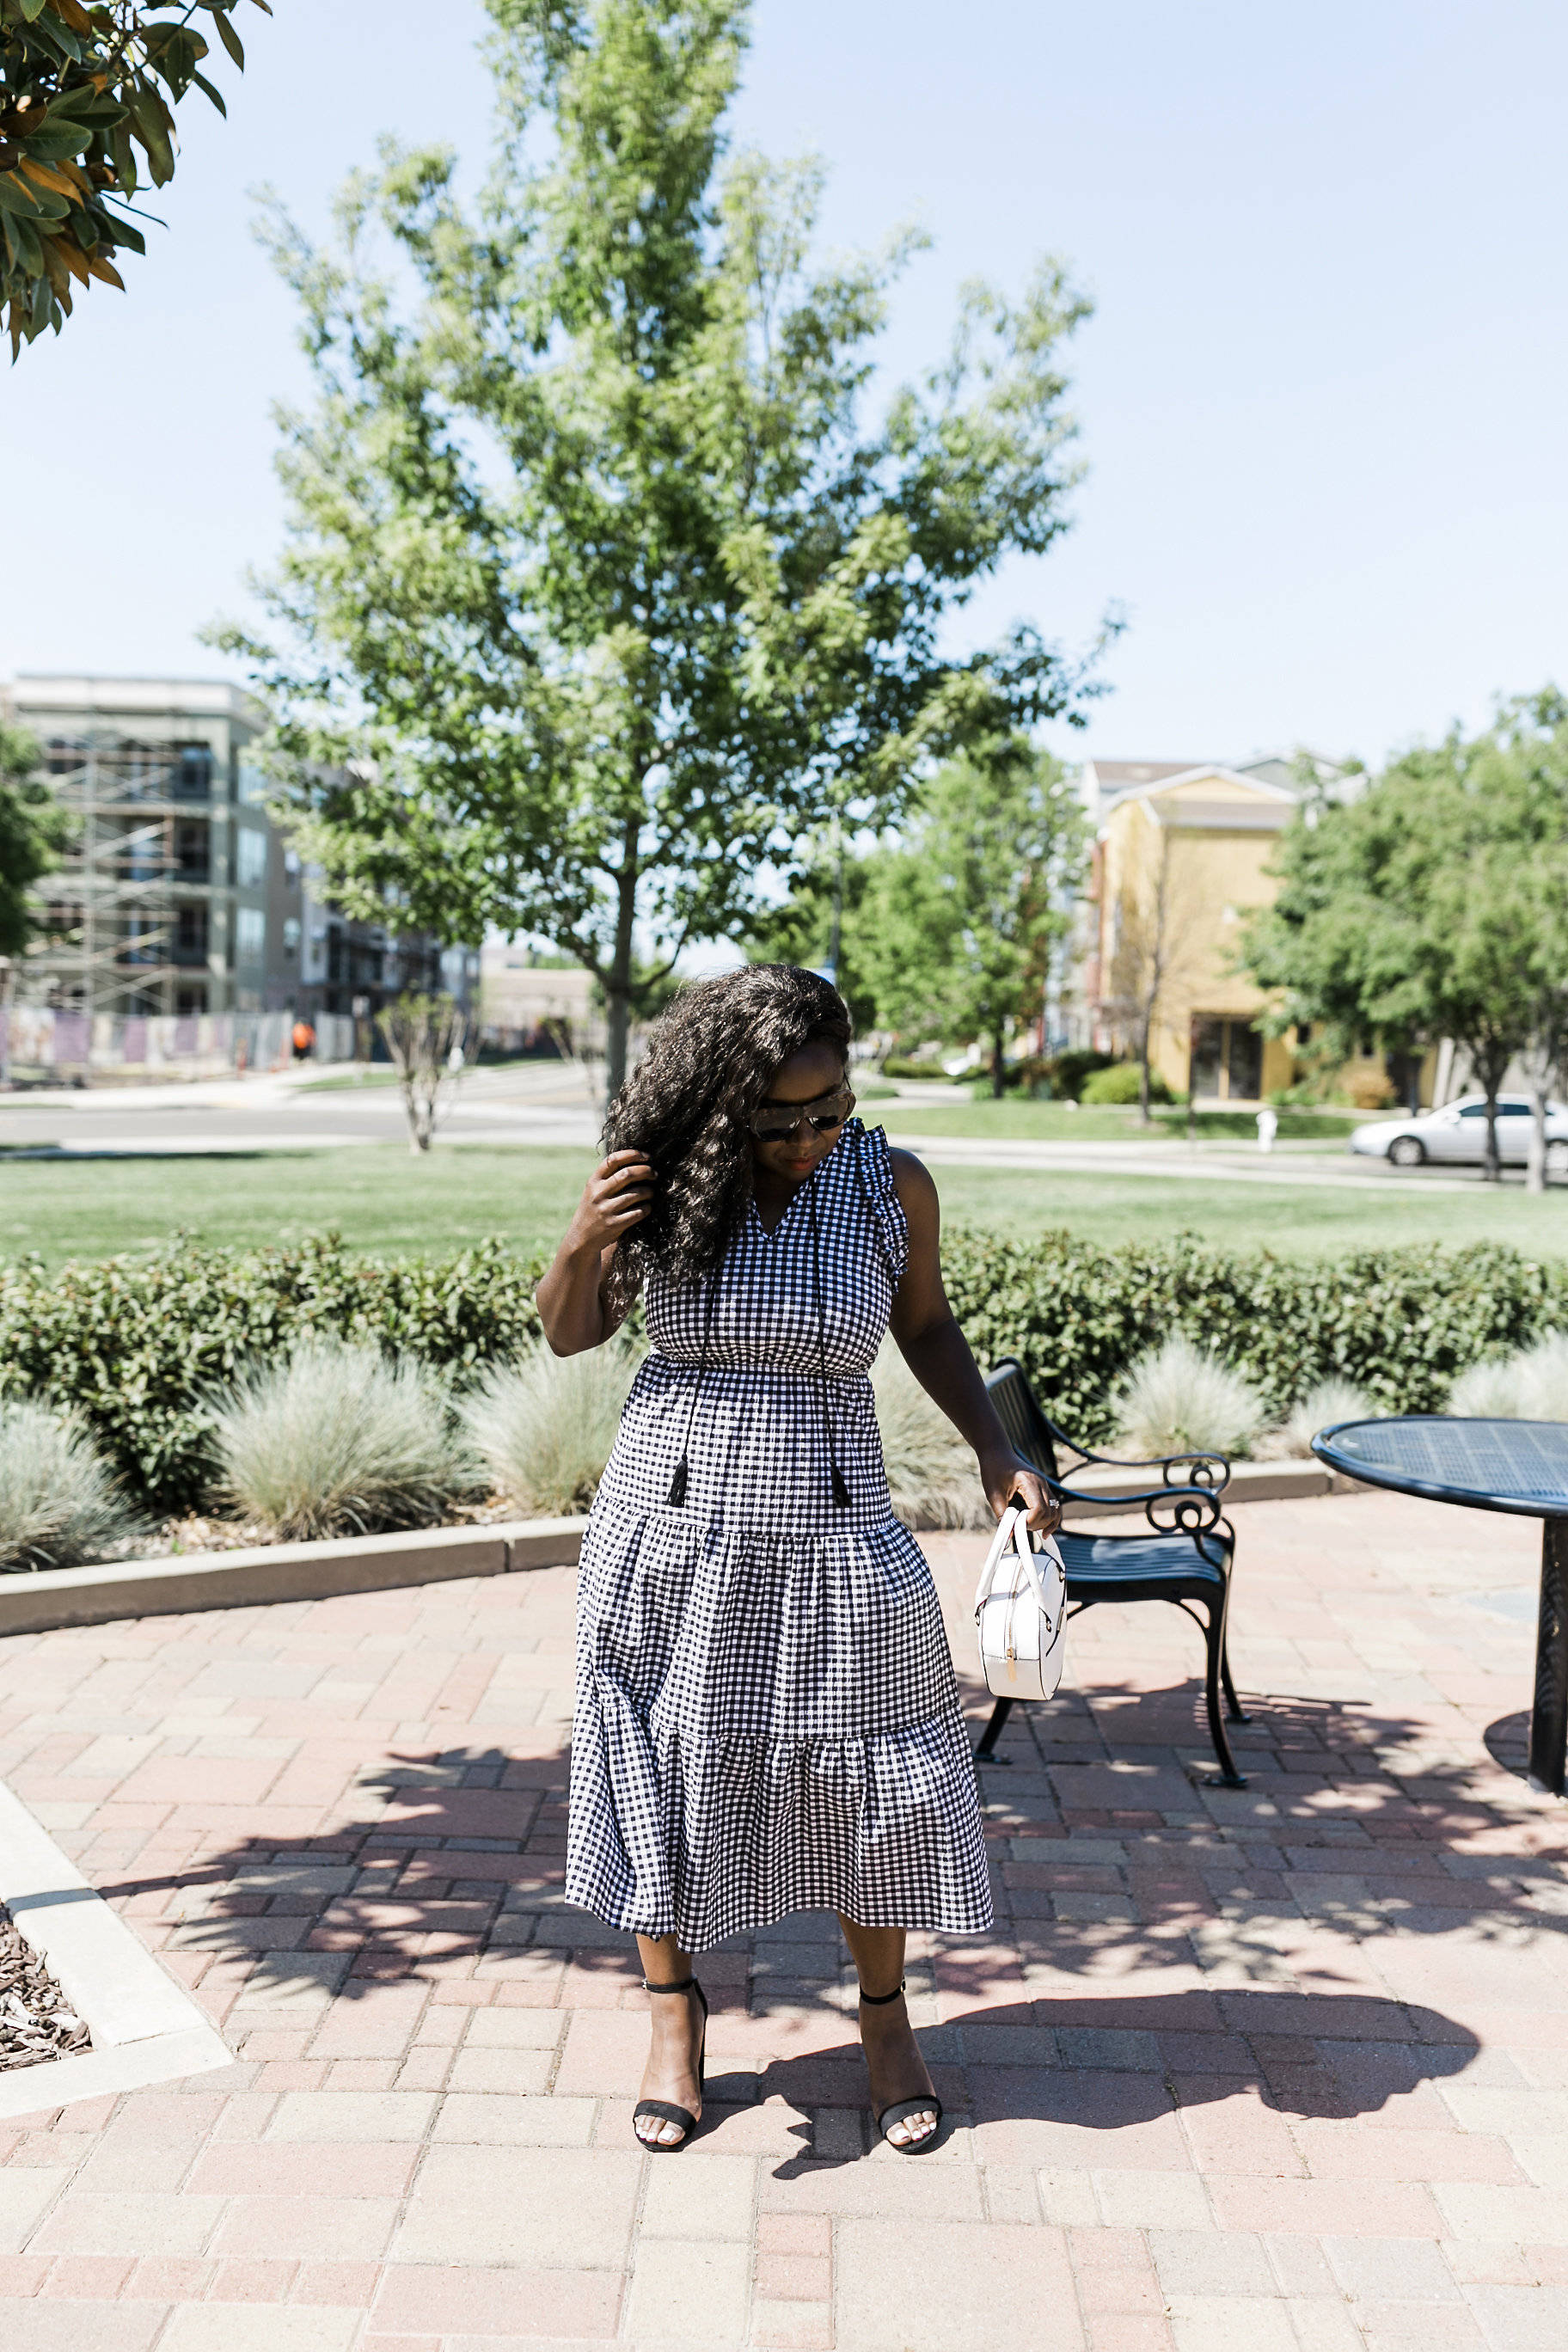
[750,1087,855,1142]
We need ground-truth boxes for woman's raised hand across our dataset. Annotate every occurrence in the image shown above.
[568,1149,655,1256]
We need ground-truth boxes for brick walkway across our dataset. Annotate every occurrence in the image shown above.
[1,1489,1565,2350]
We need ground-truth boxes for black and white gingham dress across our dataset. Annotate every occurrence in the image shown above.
[566,1119,993,1952]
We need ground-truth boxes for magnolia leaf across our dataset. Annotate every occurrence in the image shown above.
[17,0,50,21]
[211,10,243,68]
[0,175,54,219]
[52,0,93,31]
[85,250,124,289]
[191,70,226,117]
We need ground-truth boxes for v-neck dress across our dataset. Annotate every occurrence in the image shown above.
[565,1118,993,1952]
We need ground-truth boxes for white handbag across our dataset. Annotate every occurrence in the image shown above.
[973,1503,1069,1701]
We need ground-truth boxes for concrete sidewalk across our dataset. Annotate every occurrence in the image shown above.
[0,1489,1565,2350]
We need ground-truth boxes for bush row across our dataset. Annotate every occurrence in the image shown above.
[0,1237,545,1514]
[941,1230,1568,1444]
[4,1228,1565,1516]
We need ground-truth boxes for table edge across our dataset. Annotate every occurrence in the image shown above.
[1311,1417,1568,1521]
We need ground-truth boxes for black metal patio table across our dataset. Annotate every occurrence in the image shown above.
[1311,1418,1568,1797]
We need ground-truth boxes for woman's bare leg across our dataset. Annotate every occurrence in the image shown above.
[634,1932,704,2148]
[837,1917,939,2149]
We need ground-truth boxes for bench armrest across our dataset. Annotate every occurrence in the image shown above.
[1057,1443,1231,1495]
[1052,1479,1229,1540]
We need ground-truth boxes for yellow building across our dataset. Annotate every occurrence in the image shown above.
[1083,760,1344,1105]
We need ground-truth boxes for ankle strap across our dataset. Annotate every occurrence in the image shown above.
[643,1975,697,1994]
[858,1977,907,2005]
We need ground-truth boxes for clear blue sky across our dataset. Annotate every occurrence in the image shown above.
[3,0,1563,772]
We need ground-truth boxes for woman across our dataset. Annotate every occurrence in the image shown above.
[536,965,1056,2154]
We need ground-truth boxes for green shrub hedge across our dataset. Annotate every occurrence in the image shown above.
[1080,1061,1173,1106]
[3,1228,1565,1516]
[941,1230,1568,1444]
[0,1237,546,1515]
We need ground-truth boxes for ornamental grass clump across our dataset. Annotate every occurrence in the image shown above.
[1256,1378,1376,1461]
[1449,1332,1568,1420]
[459,1338,641,1518]
[208,1340,469,1541]
[872,1350,989,1529]
[1114,1334,1265,1460]
[0,1402,145,1573]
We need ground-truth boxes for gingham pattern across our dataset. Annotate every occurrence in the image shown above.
[567,1119,994,1951]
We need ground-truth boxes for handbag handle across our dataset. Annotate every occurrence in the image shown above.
[973,1501,1032,1618]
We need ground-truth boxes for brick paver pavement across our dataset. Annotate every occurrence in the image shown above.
[2,1488,1567,2349]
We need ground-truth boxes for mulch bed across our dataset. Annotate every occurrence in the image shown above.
[0,1902,90,2072]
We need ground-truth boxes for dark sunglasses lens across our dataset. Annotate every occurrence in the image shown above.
[807,1112,847,1133]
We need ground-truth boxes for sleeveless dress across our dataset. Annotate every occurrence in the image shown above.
[566,1119,994,1952]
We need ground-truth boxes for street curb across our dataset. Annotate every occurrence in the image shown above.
[0,1516,587,1639]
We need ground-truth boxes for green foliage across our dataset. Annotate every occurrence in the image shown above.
[818,737,1087,1081]
[458,1337,642,1517]
[214,0,1095,1092]
[0,1399,144,1571]
[940,1228,1568,1446]
[0,1234,546,1514]
[1081,1060,1170,1106]
[1245,692,1568,1173]
[0,720,70,957]
[0,0,268,357]
[1112,1334,1265,1457]
[9,1224,1567,1520]
[209,1339,470,1541]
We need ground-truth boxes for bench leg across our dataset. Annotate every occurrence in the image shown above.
[974,1697,1014,1762]
[1203,1602,1246,1787]
[1221,1642,1250,1724]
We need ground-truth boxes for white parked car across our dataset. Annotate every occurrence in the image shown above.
[1350,1093,1568,1172]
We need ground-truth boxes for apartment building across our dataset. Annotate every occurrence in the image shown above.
[4,675,475,1032]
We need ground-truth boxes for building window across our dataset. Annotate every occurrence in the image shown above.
[235,906,266,965]
[174,903,210,966]
[236,827,267,889]
[282,916,301,956]
[171,745,214,803]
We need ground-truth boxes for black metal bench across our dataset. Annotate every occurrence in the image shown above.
[980,1357,1251,1785]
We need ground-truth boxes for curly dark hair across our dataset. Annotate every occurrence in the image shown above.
[601,963,852,1315]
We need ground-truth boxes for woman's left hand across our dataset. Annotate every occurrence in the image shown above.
[979,1449,1062,1535]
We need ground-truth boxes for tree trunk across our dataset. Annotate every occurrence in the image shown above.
[1483,1081,1502,1183]
[604,839,638,1106]
[991,1024,1006,1098]
[1138,1006,1155,1126]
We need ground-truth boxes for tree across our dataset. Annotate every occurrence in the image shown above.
[1,0,267,358]
[0,720,70,959]
[376,992,469,1155]
[1099,810,1213,1126]
[1244,695,1568,1183]
[215,0,1099,1098]
[825,738,1085,1091]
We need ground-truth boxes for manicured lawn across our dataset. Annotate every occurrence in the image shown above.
[3,1138,1567,1269]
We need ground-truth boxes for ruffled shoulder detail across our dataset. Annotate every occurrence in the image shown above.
[849,1118,910,1281]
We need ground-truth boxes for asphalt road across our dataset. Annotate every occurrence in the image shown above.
[0,1063,1526,1194]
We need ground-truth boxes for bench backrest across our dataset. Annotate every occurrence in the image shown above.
[983,1357,1061,1480]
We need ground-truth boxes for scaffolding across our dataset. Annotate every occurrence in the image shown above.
[30,732,228,1017]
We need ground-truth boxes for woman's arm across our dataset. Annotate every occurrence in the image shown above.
[536,1149,653,1356]
[886,1148,1061,1533]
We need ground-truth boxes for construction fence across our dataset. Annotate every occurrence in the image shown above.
[0,1006,359,1082]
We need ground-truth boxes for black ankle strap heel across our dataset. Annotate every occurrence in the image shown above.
[634,1976,707,2153]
